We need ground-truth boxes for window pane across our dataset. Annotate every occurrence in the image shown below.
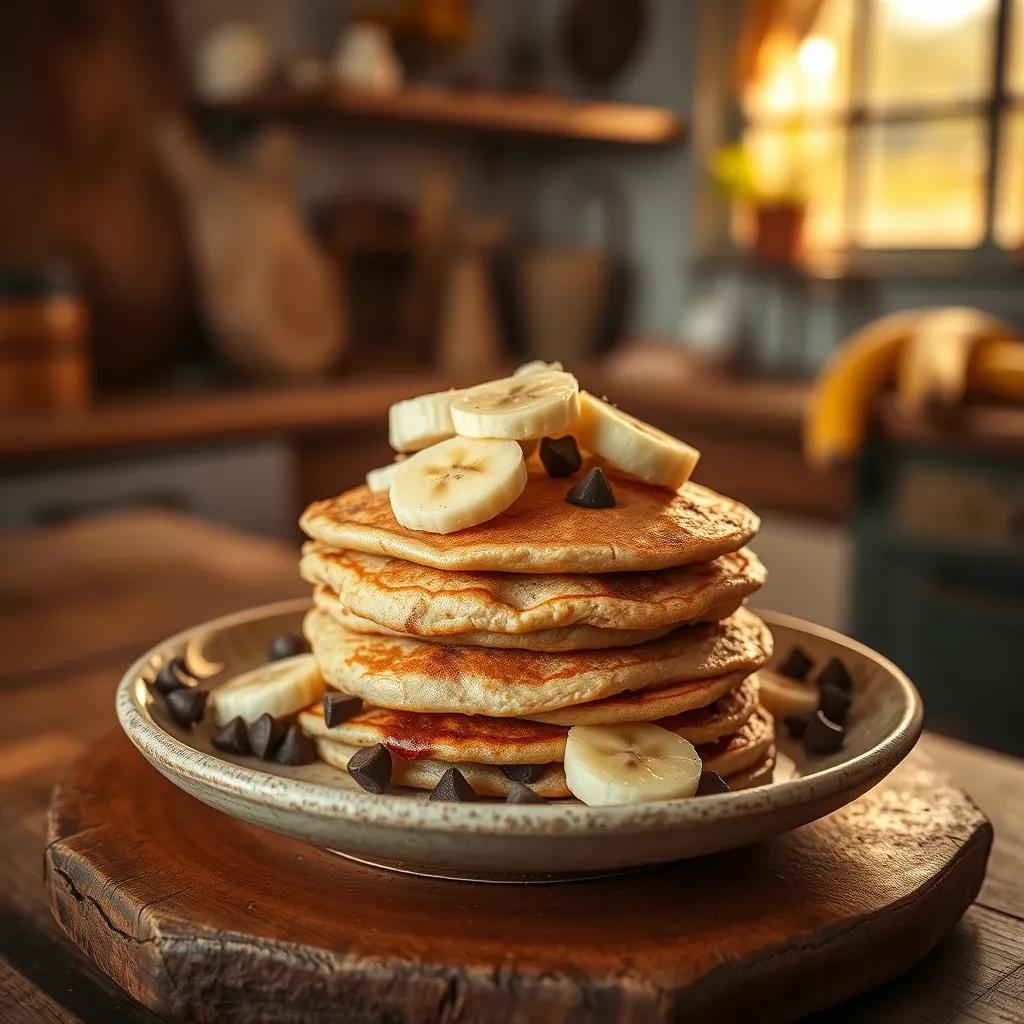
[743,0,853,117]
[996,110,1024,248]
[857,117,987,247]
[866,0,996,108]
[739,126,847,250]
[1009,0,1024,97]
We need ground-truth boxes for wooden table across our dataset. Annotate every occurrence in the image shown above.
[1,512,1022,1023]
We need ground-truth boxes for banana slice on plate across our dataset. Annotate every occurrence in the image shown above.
[389,436,527,534]
[365,458,405,494]
[757,669,819,717]
[451,371,579,440]
[573,392,700,490]
[388,390,461,452]
[209,654,325,727]
[564,723,703,806]
[514,359,564,377]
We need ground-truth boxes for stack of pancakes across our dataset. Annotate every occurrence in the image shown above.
[297,460,776,800]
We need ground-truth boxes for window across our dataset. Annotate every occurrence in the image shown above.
[737,0,1024,257]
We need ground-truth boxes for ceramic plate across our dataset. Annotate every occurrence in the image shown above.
[116,600,922,877]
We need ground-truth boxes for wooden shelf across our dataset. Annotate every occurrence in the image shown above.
[197,84,685,147]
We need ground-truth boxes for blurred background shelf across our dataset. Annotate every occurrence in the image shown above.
[195,86,686,147]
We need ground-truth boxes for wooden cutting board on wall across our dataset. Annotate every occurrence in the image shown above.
[0,0,193,385]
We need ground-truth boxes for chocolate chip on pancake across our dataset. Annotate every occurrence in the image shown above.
[249,713,284,760]
[506,782,544,803]
[212,716,250,754]
[155,656,191,694]
[323,692,362,728]
[166,686,207,728]
[804,710,844,754]
[566,467,615,508]
[784,710,812,739]
[274,724,317,765]
[816,657,852,693]
[270,633,309,661]
[819,683,851,724]
[696,771,730,796]
[540,435,582,478]
[347,743,392,793]
[777,647,813,681]
[429,766,477,802]
[500,763,549,784]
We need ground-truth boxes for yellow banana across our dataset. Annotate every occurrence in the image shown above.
[804,310,926,468]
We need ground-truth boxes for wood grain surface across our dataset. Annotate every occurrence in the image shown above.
[1,512,1023,1023]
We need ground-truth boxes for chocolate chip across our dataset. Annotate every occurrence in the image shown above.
[248,713,284,760]
[565,466,615,508]
[784,710,812,739]
[816,657,853,693]
[274,724,317,765]
[212,716,250,754]
[500,763,548,784]
[166,686,207,728]
[695,771,731,796]
[819,683,851,724]
[506,782,543,804]
[540,436,582,478]
[154,656,191,694]
[777,647,814,681]
[269,633,309,661]
[347,743,392,794]
[429,767,477,802]
[323,692,362,729]
[804,710,844,755]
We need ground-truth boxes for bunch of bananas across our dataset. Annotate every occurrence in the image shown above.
[805,307,1024,468]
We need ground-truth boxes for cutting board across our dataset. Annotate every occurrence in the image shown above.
[46,733,990,1024]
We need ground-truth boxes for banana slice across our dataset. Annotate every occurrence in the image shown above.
[451,371,579,440]
[564,723,702,806]
[209,654,325,727]
[573,392,700,490]
[388,390,461,452]
[514,359,564,377]
[389,436,527,534]
[757,669,819,717]
[365,457,405,494]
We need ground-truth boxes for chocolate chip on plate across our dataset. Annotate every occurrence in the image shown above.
[212,716,250,754]
[506,782,543,804]
[777,647,814,681]
[154,656,191,694]
[500,763,548,784]
[429,766,477,802]
[166,686,207,728]
[249,713,285,760]
[540,436,582,478]
[274,724,317,766]
[819,683,851,725]
[804,710,844,755]
[784,710,813,739]
[565,466,615,509]
[695,771,731,796]
[347,743,392,794]
[269,633,309,661]
[816,657,853,693]
[323,692,362,729]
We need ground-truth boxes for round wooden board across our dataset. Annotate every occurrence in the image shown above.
[46,733,991,1024]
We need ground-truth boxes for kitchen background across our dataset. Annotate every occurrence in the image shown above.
[2,0,1022,754]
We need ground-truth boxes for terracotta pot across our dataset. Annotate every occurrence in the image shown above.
[752,203,805,267]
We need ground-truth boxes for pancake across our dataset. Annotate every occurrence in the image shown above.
[312,586,677,652]
[301,542,764,637]
[697,706,775,778]
[298,676,760,765]
[305,605,772,718]
[300,460,759,574]
[727,748,776,790]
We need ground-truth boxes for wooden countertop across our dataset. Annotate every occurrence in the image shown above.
[1,512,1022,1023]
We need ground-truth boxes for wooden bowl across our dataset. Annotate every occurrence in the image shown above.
[115,600,922,876]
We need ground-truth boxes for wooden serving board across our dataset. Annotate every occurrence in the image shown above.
[46,733,991,1024]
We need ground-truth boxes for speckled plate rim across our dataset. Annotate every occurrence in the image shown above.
[116,599,923,839]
